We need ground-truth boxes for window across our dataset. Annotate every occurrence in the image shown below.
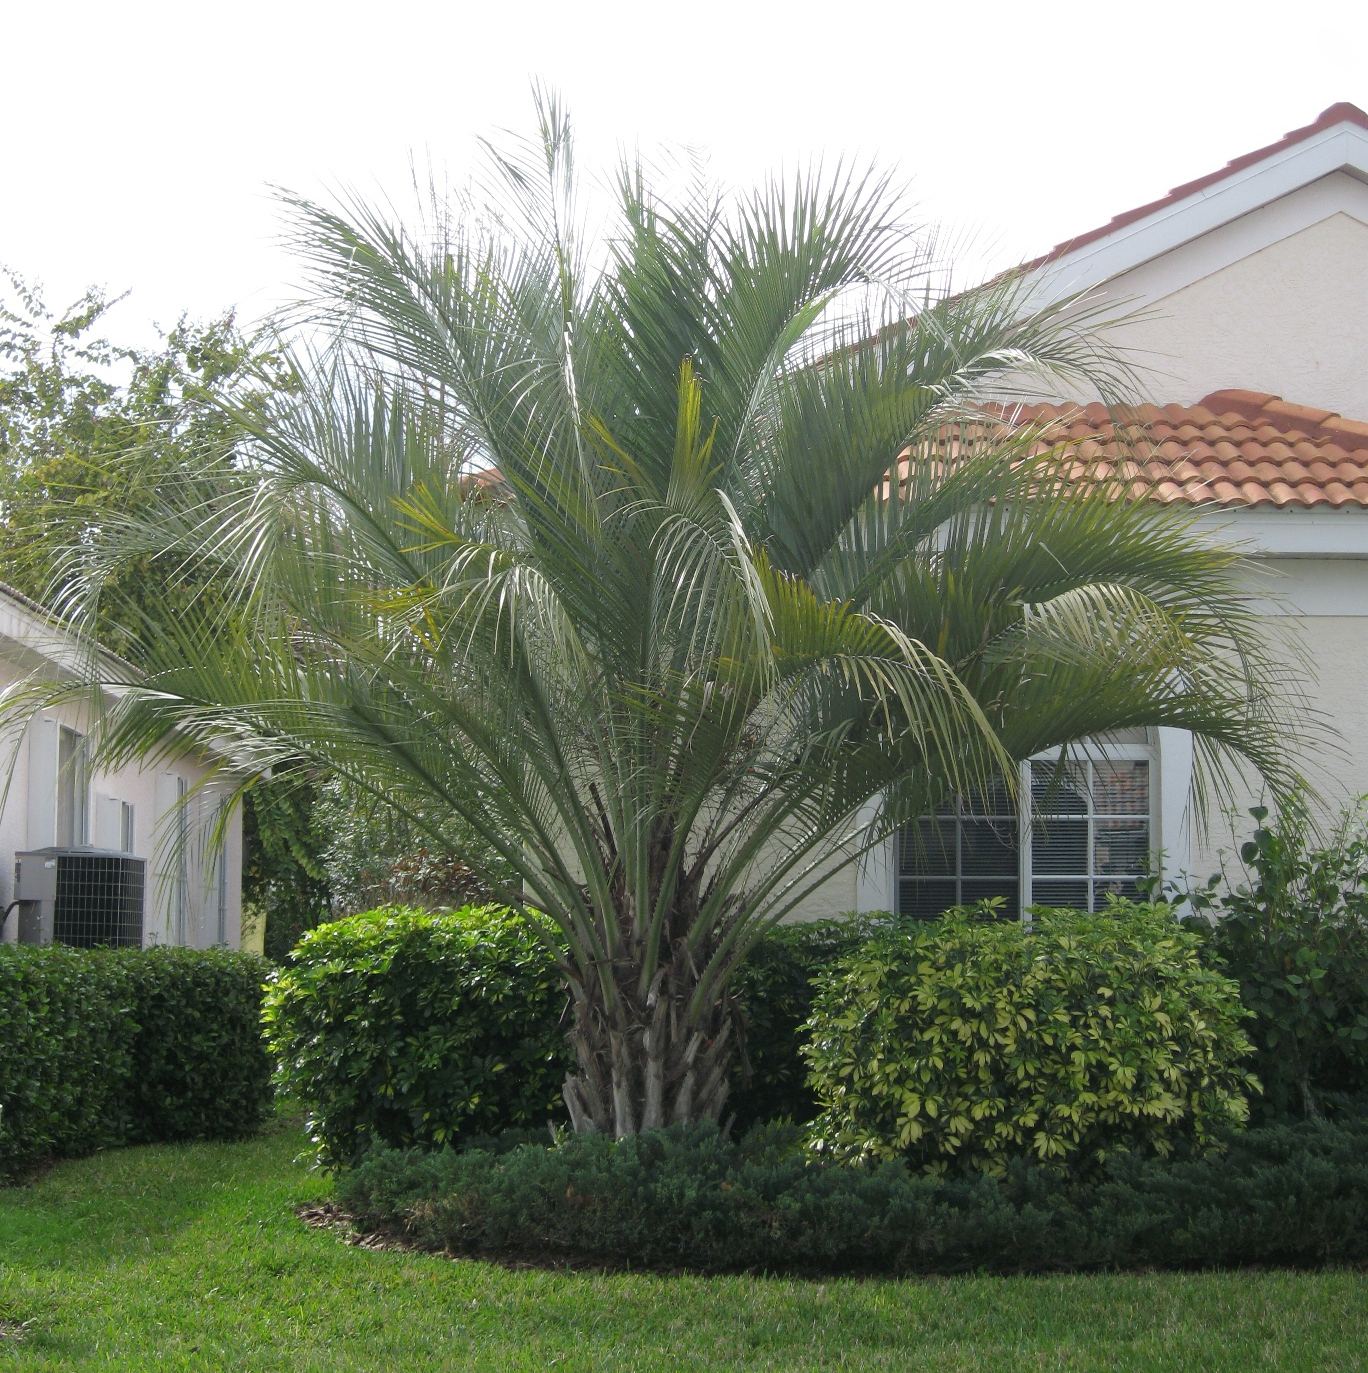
[896,747,1152,920]
[1030,759,1150,909]
[897,780,1020,920]
[212,795,228,946]
[56,726,89,847]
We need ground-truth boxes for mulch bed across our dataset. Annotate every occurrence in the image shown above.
[295,1203,414,1254]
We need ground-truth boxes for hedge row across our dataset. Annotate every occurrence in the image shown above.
[338,1112,1368,1275]
[0,945,274,1177]
[728,917,883,1131]
[267,902,1263,1177]
[264,907,901,1166]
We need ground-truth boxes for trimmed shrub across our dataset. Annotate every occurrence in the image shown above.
[263,905,574,1168]
[336,1111,1368,1274]
[804,903,1257,1175]
[0,946,137,1174]
[729,917,889,1131]
[0,944,273,1178]
[263,904,889,1162]
[1186,802,1368,1121]
[119,947,275,1144]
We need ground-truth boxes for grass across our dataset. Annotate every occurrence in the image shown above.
[1,1117,1366,1371]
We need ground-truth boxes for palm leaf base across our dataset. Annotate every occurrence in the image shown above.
[562,938,735,1137]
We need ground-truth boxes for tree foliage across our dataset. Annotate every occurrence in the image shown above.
[241,765,334,960]
[0,268,282,652]
[29,94,1300,1136]
[314,775,515,918]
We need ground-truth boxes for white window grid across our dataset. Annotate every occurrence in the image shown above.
[897,781,1021,920]
[1021,749,1154,920]
[896,736,1158,923]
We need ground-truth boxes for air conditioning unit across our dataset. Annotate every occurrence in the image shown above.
[14,848,146,949]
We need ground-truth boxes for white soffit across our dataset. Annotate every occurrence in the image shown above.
[1026,120,1368,304]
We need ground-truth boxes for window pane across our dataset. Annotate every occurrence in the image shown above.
[963,779,1014,818]
[901,817,956,875]
[1032,879,1089,909]
[1032,818,1088,875]
[1093,761,1149,815]
[1031,761,1088,815]
[900,879,957,920]
[1095,819,1148,875]
[960,819,1018,876]
[961,879,1019,919]
[57,726,88,848]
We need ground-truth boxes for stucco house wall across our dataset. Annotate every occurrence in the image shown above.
[1043,177,1368,420]
[1184,518,1368,876]
[0,587,247,950]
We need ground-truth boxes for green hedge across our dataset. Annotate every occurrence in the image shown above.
[729,917,889,1130]
[0,945,274,1178]
[263,906,574,1169]
[337,1111,1368,1275]
[119,948,277,1144]
[805,904,1257,1174]
[264,906,893,1164]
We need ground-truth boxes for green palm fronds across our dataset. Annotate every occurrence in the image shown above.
[16,94,1304,1135]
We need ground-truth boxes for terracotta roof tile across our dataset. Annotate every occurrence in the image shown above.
[980,391,1368,509]
[1264,399,1337,426]
[1326,416,1368,441]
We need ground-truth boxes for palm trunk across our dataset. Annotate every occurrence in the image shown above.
[561,929,735,1136]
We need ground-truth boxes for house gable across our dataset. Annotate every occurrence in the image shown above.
[1025,104,1368,418]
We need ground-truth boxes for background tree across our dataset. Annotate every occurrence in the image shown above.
[315,775,514,919]
[41,98,1300,1134]
[0,270,279,651]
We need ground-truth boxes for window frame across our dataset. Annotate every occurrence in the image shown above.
[896,783,1022,921]
[56,725,89,848]
[893,733,1159,924]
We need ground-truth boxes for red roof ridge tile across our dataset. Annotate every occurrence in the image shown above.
[1326,416,1368,441]
[1263,398,1339,426]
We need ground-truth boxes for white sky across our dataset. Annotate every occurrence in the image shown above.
[4,0,1366,350]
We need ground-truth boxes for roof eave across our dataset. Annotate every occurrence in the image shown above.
[1022,106,1368,300]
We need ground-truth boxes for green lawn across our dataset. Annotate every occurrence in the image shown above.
[1,1117,1366,1371]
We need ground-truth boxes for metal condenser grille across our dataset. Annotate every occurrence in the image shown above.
[54,855,145,948]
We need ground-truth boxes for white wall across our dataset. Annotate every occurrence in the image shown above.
[0,656,244,950]
[1107,211,1368,419]
[1184,553,1368,878]
[1030,172,1368,419]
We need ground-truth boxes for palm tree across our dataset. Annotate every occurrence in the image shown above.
[47,96,1298,1136]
